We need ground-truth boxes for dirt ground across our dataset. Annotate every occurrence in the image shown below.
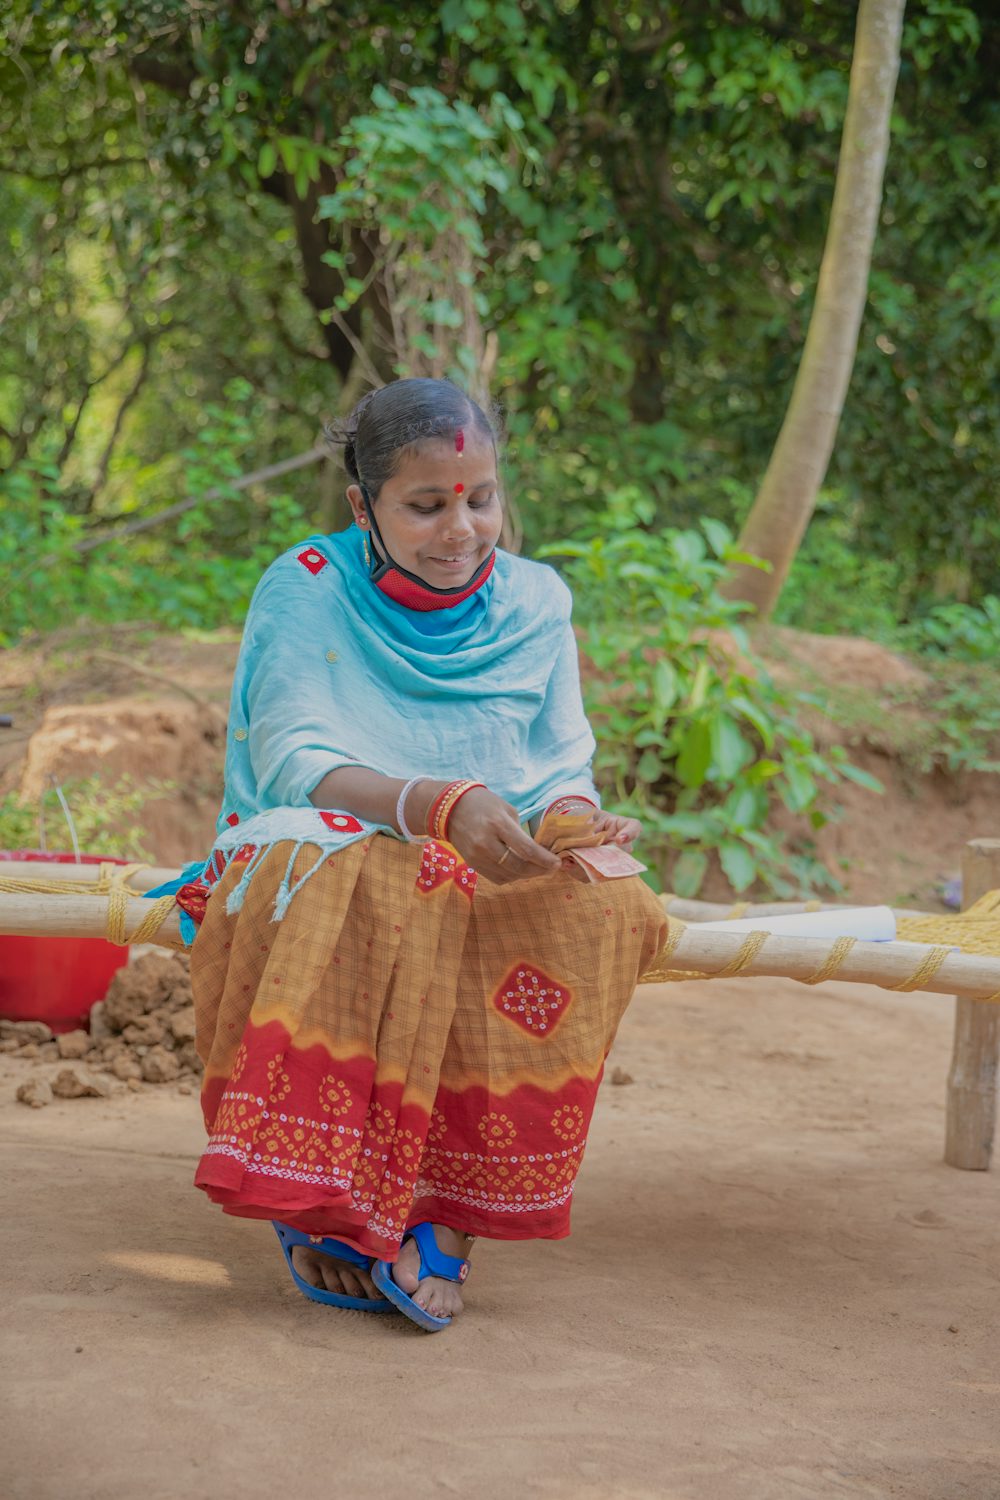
[3,970,999,1500]
[3,624,1000,1497]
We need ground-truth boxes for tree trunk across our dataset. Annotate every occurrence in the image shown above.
[721,0,907,617]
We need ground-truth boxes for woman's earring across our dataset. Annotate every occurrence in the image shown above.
[363,534,371,567]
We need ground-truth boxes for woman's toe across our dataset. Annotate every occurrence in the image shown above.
[357,1269,381,1300]
[291,1247,323,1289]
[317,1259,347,1295]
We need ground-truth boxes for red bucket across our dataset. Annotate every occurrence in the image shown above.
[0,851,131,1034]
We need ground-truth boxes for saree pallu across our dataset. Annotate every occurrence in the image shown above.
[191,836,667,1262]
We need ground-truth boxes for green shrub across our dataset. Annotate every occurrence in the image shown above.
[771,498,906,641]
[541,489,882,897]
[1,384,314,644]
[904,595,1000,663]
[0,776,171,861]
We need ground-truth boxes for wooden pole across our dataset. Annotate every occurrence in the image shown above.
[2,890,1000,1004]
[0,862,180,892]
[1,867,934,923]
[0,890,182,945]
[944,839,1000,1170]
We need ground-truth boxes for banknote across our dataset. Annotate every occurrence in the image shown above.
[563,844,647,881]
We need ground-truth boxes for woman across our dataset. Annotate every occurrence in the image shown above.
[187,378,668,1331]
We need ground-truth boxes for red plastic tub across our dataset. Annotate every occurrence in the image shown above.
[0,851,131,1033]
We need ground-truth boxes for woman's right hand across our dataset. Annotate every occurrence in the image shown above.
[445,787,562,886]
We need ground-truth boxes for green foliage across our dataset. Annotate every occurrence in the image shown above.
[905,595,1000,663]
[0,776,168,861]
[894,598,1000,775]
[919,668,1000,775]
[0,1,997,647]
[317,84,531,376]
[2,382,313,642]
[772,494,908,640]
[542,492,881,897]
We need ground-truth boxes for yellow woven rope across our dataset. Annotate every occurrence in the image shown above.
[640,920,772,985]
[889,944,953,993]
[897,894,1000,955]
[715,928,769,977]
[0,863,148,897]
[105,889,176,946]
[639,889,1000,998]
[801,935,857,986]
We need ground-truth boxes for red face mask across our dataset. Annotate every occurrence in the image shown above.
[361,489,496,612]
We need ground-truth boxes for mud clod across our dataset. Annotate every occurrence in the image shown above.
[140,1046,181,1084]
[57,1030,93,1060]
[51,1067,111,1100]
[4,953,207,1096]
[16,1078,53,1109]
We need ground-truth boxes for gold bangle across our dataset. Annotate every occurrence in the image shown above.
[433,779,484,841]
[434,782,471,840]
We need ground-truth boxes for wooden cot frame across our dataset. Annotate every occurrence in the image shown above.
[1,838,997,1173]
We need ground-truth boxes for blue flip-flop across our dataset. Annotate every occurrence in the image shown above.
[272,1222,394,1312]
[371,1221,471,1332]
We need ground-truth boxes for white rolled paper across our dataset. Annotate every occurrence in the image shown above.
[697,905,897,942]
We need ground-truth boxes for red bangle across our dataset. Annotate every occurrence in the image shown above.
[429,780,486,841]
[428,781,459,838]
[544,795,598,819]
[442,781,486,839]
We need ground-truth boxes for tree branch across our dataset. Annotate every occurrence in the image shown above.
[72,446,326,554]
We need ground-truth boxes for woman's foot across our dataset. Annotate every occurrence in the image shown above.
[290,1244,383,1302]
[392,1224,472,1320]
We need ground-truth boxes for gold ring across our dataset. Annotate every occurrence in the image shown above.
[497,846,514,866]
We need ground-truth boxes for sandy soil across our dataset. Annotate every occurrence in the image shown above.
[3,972,999,1500]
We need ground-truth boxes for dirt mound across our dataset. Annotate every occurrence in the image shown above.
[3,952,201,1105]
[761,625,931,695]
[17,699,224,864]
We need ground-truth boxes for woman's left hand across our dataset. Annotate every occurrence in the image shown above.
[588,810,642,851]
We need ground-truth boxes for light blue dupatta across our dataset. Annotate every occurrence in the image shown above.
[208,527,598,919]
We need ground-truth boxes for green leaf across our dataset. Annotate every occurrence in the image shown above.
[257,142,277,179]
[728,694,776,750]
[722,785,760,830]
[709,713,752,779]
[782,763,817,812]
[675,721,712,789]
[652,658,679,716]
[701,516,732,556]
[636,747,662,783]
[662,811,713,841]
[673,849,709,898]
[836,763,885,794]
[719,840,756,892]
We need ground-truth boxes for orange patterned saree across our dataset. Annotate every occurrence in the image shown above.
[191,836,667,1262]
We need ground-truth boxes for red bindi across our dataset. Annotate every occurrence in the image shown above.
[454,483,465,494]
[454,429,465,456]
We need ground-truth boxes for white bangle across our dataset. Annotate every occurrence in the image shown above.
[396,776,432,842]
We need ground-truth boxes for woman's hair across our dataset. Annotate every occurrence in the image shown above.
[324,378,500,499]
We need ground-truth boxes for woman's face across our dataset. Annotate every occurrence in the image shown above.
[348,432,503,589]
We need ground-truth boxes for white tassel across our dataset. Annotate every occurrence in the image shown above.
[272,844,327,921]
[225,844,270,915]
